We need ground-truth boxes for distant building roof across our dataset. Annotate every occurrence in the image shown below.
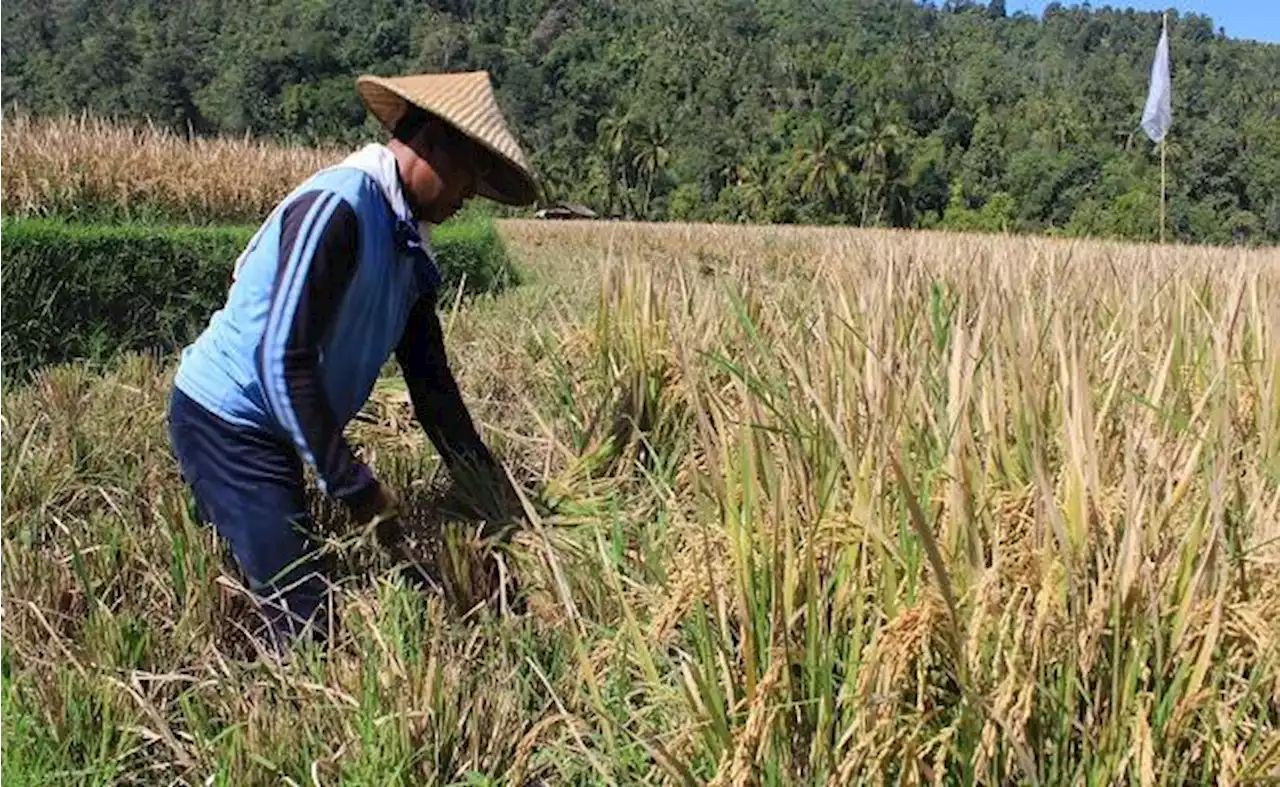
[534,202,598,220]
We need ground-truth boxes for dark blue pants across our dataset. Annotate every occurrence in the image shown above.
[167,386,331,647]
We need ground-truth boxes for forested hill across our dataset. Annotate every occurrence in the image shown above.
[4,0,1278,244]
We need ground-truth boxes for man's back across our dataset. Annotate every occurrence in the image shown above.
[174,163,437,442]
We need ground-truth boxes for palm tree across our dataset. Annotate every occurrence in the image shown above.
[1030,95,1084,153]
[736,152,773,223]
[596,109,637,217]
[631,119,671,218]
[790,118,853,217]
[851,103,904,226]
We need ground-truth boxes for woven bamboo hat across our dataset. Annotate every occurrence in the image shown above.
[356,70,538,206]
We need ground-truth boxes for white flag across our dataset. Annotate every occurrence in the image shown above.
[1141,26,1172,143]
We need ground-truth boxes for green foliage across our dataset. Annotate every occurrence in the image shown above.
[1,219,249,379]
[1064,189,1162,241]
[431,213,521,297]
[0,216,518,379]
[666,182,704,222]
[2,1,1278,244]
[1,666,63,787]
[937,183,1017,234]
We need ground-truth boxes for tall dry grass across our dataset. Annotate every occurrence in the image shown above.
[0,112,345,223]
[4,220,1279,785]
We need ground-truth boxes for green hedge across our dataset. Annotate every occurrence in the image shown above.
[1,216,518,380]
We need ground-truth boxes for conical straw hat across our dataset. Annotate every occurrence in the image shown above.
[356,70,538,206]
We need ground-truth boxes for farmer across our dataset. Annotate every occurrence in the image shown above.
[166,71,536,648]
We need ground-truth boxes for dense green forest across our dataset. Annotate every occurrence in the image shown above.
[4,0,1278,244]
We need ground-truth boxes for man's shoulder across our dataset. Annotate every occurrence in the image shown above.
[302,166,388,211]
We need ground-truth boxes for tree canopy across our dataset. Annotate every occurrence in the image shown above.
[4,0,1278,244]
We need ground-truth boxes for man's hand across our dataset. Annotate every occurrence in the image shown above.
[349,477,399,525]
[349,477,406,550]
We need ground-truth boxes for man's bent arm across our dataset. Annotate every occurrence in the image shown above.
[257,190,378,510]
[395,295,508,490]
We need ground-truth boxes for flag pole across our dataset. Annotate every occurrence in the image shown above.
[1142,12,1171,242]
[1160,12,1168,244]
[1160,133,1166,244]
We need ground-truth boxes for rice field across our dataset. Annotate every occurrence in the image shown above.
[0,112,346,223]
[3,219,1279,785]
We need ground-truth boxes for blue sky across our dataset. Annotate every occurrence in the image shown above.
[1007,1,1280,43]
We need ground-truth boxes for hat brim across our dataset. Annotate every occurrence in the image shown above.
[357,77,539,207]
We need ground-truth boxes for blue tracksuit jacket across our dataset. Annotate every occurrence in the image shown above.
[173,152,488,508]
